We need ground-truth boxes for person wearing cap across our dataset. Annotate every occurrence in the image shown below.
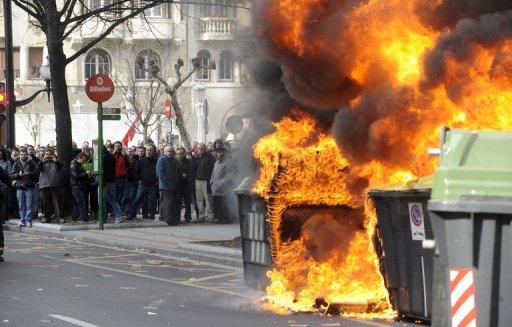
[210,142,236,224]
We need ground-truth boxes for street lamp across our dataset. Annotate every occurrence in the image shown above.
[16,57,52,107]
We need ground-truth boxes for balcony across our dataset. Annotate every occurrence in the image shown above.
[198,17,236,41]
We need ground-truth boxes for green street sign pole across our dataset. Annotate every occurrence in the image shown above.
[97,102,104,230]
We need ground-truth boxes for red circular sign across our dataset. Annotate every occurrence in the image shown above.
[85,74,114,103]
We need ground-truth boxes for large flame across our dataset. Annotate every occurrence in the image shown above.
[253,0,512,318]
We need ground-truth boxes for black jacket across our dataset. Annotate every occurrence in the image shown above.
[134,155,158,187]
[103,151,116,184]
[11,158,39,188]
[194,152,215,181]
[176,158,193,187]
[0,166,11,199]
[70,159,88,188]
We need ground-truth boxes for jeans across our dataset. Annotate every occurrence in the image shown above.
[128,184,157,219]
[104,182,123,220]
[72,186,87,220]
[115,178,127,212]
[17,188,35,223]
[124,182,138,213]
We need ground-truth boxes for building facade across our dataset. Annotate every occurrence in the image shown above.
[0,0,256,147]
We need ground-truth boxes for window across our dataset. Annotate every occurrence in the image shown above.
[196,50,211,81]
[198,0,227,17]
[90,0,112,10]
[219,50,233,81]
[29,47,43,79]
[85,49,111,79]
[135,49,160,80]
[144,4,162,17]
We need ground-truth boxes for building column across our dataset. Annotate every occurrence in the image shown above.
[19,44,29,80]
[233,59,241,84]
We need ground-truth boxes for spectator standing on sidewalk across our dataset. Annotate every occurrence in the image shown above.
[127,144,158,220]
[156,145,178,225]
[27,145,41,221]
[194,143,215,222]
[175,147,193,223]
[82,148,98,221]
[210,143,236,224]
[72,141,82,159]
[70,153,89,222]
[11,147,39,227]
[113,141,130,214]
[0,148,13,221]
[37,147,63,223]
[103,147,124,223]
[0,165,12,261]
[124,147,138,214]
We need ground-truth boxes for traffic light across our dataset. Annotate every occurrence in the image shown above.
[0,82,6,124]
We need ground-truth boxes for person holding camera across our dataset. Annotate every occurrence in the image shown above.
[37,147,63,223]
[70,153,90,222]
[11,147,39,227]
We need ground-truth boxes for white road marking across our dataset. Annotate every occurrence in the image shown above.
[48,314,100,327]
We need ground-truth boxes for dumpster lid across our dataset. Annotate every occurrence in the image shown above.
[368,176,433,196]
[432,130,512,201]
[234,176,254,194]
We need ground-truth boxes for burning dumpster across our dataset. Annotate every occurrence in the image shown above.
[369,177,434,322]
[428,130,512,327]
[235,177,272,290]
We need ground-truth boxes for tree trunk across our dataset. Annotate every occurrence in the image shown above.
[46,3,73,216]
[143,125,148,144]
[171,96,191,150]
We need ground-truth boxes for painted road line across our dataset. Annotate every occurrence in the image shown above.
[48,314,101,327]
[182,271,241,283]
[63,258,251,298]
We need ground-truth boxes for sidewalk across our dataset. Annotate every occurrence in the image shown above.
[3,221,242,267]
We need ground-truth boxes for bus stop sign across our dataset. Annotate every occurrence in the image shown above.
[86,74,114,103]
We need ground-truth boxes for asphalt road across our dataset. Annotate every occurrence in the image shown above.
[0,232,418,327]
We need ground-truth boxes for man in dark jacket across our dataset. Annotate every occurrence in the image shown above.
[0,166,11,261]
[156,145,178,225]
[37,147,63,223]
[70,153,89,222]
[194,143,215,222]
[11,147,39,227]
[127,144,158,220]
[103,147,123,223]
[175,147,193,223]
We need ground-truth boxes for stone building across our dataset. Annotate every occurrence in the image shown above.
[0,0,256,147]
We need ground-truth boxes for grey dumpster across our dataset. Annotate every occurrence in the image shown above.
[235,177,272,290]
[428,130,512,327]
[369,177,434,322]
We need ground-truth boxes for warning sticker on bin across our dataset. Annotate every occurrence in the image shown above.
[408,203,426,241]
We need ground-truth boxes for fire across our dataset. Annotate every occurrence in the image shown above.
[253,0,512,318]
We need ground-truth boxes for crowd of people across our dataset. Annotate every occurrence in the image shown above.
[0,138,239,261]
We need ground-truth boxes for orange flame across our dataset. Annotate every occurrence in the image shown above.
[253,0,512,318]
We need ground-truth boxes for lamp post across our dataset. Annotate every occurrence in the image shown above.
[3,0,53,147]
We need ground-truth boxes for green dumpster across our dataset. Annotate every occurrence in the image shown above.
[428,130,512,327]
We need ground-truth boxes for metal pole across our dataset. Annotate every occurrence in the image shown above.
[97,102,104,230]
[3,0,16,147]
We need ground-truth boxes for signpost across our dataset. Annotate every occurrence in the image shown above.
[85,74,114,230]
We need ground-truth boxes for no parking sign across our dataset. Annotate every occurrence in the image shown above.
[408,203,426,241]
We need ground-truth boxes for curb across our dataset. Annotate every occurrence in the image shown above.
[3,224,243,269]
[177,242,242,258]
[4,220,169,231]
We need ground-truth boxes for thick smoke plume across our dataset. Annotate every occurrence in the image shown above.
[255,0,512,177]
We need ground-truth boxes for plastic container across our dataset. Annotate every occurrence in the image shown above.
[428,130,512,327]
[369,176,434,321]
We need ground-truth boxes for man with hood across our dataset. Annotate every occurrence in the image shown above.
[11,147,39,227]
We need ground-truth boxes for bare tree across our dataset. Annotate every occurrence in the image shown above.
[14,84,46,146]
[11,0,168,213]
[112,44,173,143]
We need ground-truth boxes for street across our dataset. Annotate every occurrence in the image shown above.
[0,232,415,327]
